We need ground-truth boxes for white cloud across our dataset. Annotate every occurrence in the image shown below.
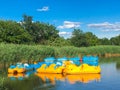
[37,6,49,12]
[58,31,72,38]
[59,31,71,35]
[58,21,81,29]
[88,22,120,32]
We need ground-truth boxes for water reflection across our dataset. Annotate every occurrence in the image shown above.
[116,62,120,70]
[66,74,101,84]
[8,71,35,80]
[35,73,101,85]
[8,73,25,80]
[35,73,65,85]
[8,71,101,84]
[5,57,120,90]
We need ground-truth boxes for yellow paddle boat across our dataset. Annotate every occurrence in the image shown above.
[36,63,65,74]
[63,64,101,74]
[8,67,26,74]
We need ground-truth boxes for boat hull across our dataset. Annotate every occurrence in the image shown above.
[63,64,101,74]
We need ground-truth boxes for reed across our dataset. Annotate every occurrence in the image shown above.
[0,43,120,63]
[0,75,8,90]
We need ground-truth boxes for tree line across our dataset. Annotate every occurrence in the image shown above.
[0,15,120,47]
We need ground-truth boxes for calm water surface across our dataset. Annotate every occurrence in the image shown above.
[7,57,120,90]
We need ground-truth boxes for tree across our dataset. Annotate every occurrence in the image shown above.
[0,20,32,44]
[21,15,59,44]
[99,38,111,45]
[31,22,59,43]
[85,32,99,46]
[46,37,72,46]
[70,29,89,47]
[110,35,120,45]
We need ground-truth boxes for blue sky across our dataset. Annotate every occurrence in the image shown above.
[0,0,120,39]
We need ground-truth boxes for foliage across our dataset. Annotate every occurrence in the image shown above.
[0,15,120,46]
[99,38,111,45]
[21,15,59,44]
[0,43,120,63]
[0,75,8,90]
[0,20,32,44]
[70,29,100,47]
[85,32,99,46]
[71,29,89,47]
[110,35,120,45]
[45,37,72,46]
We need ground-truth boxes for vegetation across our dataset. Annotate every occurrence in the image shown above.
[0,14,120,90]
[70,29,99,47]
[0,43,120,63]
[0,15,59,45]
[0,75,8,90]
[0,74,43,90]
[0,14,119,47]
[0,14,120,64]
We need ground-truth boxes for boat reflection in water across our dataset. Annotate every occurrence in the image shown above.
[8,73,25,80]
[35,73,65,85]
[66,74,101,84]
[8,71,35,80]
[35,73,101,84]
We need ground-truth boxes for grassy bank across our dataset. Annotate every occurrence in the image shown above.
[0,43,120,63]
[0,75,8,90]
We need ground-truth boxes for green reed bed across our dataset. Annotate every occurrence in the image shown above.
[0,43,55,63]
[0,43,120,63]
[0,74,43,90]
[0,75,8,90]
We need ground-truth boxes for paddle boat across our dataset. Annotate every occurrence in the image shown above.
[57,57,68,61]
[82,56,99,66]
[36,57,70,74]
[8,63,34,74]
[44,57,56,62]
[36,63,65,74]
[35,57,56,68]
[8,63,26,74]
[69,57,81,65]
[63,63,101,74]
[33,62,45,69]
[36,56,101,74]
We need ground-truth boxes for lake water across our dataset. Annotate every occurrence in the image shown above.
[6,57,120,90]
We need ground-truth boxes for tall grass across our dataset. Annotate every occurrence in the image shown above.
[0,75,8,90]
[0,43,120,63]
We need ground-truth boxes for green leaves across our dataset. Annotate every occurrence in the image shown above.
[0,20,33,44]
[71,29,89,47]
[22,15,59,44]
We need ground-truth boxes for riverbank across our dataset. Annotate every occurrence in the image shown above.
[104,53,120,57]
[0,43,120,63]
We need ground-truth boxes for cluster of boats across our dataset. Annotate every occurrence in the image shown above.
[8,56,101,74]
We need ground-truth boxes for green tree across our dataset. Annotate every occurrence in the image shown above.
[32,22,59,43]
[70,29,88,47]
[110,35,120,45]
[99,38,111,45]
[85,32,99,46]
[46,37,72,46]
[0,20,32,44]
[22,15,59,44]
